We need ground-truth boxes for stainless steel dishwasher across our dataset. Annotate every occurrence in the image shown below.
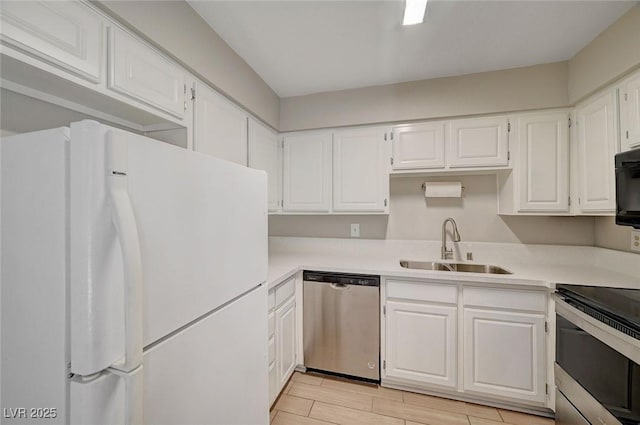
[303,270,380,381]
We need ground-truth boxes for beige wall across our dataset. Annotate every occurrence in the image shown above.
[97,1,280,129]
[595,217,638,254]
[279,62,569,131]
[568,4,640,104]
[270,175,596,245]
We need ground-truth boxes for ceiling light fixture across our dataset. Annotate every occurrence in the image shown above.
[403,0,428,26]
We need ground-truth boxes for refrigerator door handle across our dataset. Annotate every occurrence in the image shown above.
[107,132,144,373]
[108,366,144,425]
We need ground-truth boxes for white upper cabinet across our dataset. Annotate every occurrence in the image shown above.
[449,116,510,168]
[333,127,390,212]
[108,27,186,119]
[248,118,281,212]
[516,112,570,212]
[283,132,332,212]
[392,122,446,170]
[0,1,104,82]
[575,89,619,214]
[194,81,248,166]
[620,70,640,151]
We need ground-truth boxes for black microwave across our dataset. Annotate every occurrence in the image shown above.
[615,148,640,229]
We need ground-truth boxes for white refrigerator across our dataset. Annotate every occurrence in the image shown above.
[1,120,269,424]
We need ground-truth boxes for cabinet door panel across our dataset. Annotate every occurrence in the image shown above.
[194,82,248,165]
[576,90,618,213]
[249,119,281,211]
[0,1,103,82]
[276,297,296,389]
[109,27,185,119]
[392,122,445,170]
[283,133,332,212]
[621,72,640,150]
[517,113,569,212]
[386,301,457,388]
[333,128,389,212]
[449,117,509,168]
[464,308,545,404]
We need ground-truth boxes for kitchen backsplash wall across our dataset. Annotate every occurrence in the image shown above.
[595,216,639,254]
[269,175,596,246]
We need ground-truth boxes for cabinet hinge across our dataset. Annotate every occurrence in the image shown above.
[545,321,549,333]
[390,132,394,140]
[383,305,386,315]
[390,157,394,166]
[282,139,284,149]
[383,360,386,370]
[568,196,571,207]
[507,151,511,161]
[624,92,628,101]
[568,117,572,128]
[545,384,549,395]
[627,130,630,140]
[507,122,511,132]
[190,87,196,101]
[384,198,388,207]
[384,133,388,141]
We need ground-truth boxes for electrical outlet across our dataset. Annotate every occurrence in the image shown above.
[631,230,640,252]
[350,223,360,238]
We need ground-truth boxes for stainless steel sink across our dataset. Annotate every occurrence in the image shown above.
[399,260,512,275]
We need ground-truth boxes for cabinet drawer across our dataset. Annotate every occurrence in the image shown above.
[268,290,276,311]
[108,27,185,118]
[275,277,295,307]
[268,336,275,364]
[0,1,104,82]
[268,311,275,337]
[464,287,546,312]
[387,280,457,304]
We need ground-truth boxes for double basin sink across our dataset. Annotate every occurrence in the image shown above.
[399,260,512,275]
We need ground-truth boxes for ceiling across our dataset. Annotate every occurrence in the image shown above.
[188,1,636,98]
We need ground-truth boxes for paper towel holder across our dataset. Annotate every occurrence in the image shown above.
[421,183,465,191]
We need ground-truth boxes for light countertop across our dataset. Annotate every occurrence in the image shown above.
[266,237,640,291]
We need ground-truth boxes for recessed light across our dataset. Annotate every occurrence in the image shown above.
[403,0,428,26]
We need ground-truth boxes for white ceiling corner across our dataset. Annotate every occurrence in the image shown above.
[188,0,636,97]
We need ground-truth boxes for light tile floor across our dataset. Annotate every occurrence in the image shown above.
[270,372,555,425]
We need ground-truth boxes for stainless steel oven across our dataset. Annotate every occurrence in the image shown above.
[555,285,640,425]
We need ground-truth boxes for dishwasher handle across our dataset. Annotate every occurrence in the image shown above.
[303,270,380,287]
[329,282,350,290]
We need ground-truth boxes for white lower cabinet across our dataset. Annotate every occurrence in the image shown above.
[463,307,546,404]
[385,300,457,389]
[276,296,297,388]
[383,279,549,407]
[268,277,297,405]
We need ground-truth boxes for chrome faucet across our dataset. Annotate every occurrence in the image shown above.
[441,218,461,260]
